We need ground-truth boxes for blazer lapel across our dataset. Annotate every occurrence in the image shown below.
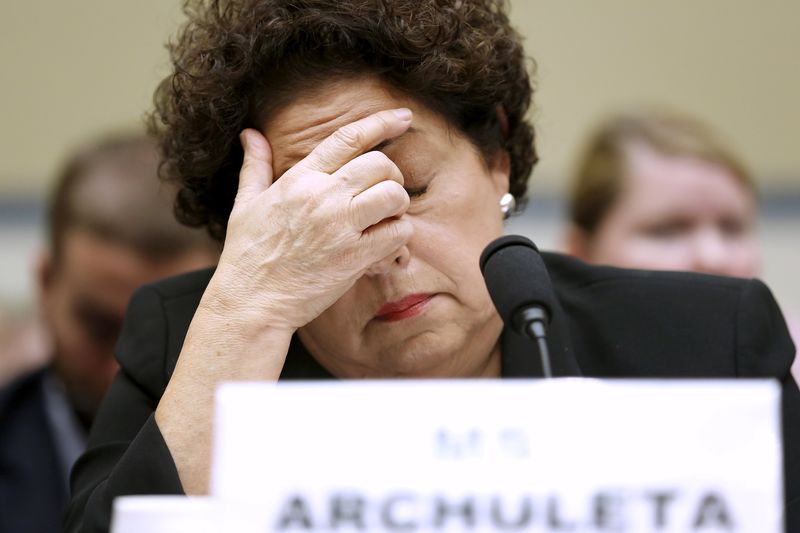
[280,336,335,380]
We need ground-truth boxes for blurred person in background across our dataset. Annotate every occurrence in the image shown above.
[0,134,220,533]
[564,109,799,380]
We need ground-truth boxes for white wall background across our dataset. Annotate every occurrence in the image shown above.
[1,1,798,317]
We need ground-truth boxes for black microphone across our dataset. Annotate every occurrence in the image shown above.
[479,235,556,377]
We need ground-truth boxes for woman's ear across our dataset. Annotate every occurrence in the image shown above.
[490,104,511,196]
[489,149,511,196]
[564,225,592,261]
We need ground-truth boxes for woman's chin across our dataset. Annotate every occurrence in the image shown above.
[339,329,492,379]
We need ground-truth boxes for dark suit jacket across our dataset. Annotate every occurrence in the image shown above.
[0,370,68,533]
[65,252,800,532]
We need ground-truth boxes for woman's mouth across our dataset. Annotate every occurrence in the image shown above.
[375,293,434,322]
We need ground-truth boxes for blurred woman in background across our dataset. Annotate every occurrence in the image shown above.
[565,109,799,379]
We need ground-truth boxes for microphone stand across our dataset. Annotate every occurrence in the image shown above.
[517,307,553,379]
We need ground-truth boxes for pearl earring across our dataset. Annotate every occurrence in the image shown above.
[500,193,516,219]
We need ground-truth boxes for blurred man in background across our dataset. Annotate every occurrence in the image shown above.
[0,134,219,533]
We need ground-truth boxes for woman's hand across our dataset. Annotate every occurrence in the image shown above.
[155,109,414,494]
[207,108,414,332]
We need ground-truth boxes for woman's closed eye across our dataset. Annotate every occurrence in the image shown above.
[405,185,428,198]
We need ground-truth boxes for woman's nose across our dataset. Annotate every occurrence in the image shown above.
[364,244,410,276]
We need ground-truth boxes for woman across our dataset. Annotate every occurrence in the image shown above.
[565,110,759,277]
[565,109,800,380]
[66,2,799,531]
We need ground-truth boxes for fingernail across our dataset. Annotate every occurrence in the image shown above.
[393,108,412,121]
[239,130,248,149]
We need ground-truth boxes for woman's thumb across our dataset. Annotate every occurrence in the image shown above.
[236,128,274,202]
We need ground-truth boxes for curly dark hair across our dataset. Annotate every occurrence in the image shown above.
[150,0,537,241]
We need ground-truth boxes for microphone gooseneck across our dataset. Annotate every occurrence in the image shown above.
[479,235,556,378]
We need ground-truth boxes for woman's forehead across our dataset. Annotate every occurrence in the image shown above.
[262,77,444,176]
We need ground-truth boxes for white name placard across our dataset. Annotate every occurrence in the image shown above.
[110,496,271,533]
[212,379,782,532]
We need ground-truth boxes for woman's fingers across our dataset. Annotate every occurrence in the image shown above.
[295,108,412,175]
[237,129,274,203]
[359,217,414,266]
[333,150,404,195]
[350,180,409,231]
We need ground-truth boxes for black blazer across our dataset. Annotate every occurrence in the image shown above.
[65,252,800,532]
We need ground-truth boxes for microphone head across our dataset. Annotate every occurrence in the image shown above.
[479,235,555,333]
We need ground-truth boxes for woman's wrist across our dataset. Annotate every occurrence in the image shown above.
[200,264,299,338]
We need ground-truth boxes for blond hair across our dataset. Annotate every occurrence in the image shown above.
[568,109,755,235]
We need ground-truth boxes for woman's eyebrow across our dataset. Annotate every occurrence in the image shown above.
[372,125,420,153]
